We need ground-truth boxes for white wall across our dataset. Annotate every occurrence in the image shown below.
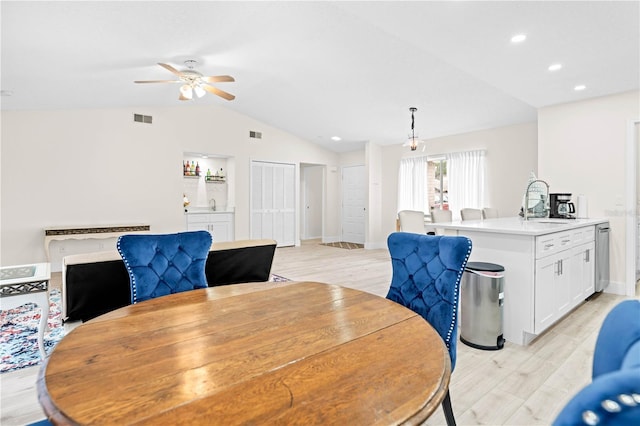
[1,104,339,270]
[538,90,640,294]
[376,122,538,247]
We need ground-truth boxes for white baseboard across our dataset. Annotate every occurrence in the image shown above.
[604,280,628,296]
[365,241,387,250]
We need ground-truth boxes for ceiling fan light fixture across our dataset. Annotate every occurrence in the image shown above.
[194,84,206,98]
[136,61,235,102]
[180,84,193,100]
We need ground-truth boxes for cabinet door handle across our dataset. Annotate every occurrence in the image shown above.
[559,259,563,275]
[585,249,590,263]
[545,243,554,250]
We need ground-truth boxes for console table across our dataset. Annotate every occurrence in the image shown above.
[0,263,51,359]
[43,224,150,261]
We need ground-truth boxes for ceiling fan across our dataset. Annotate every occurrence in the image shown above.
[134,60,235,101]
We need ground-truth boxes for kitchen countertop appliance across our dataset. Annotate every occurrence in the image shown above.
[550,193,576,219]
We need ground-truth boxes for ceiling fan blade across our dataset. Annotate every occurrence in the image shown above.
[203,75,235,83]
[202,84,235,101]
[134,80,181,84]
[158,63,183,76]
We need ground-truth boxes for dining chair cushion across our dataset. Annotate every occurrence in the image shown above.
[431,209,453,223]
[553,300,640,426]
[118,231,212,304]
[592,299,640,377]
[386,232,472,371]
[460,208,482,221]
[398,210,426,233]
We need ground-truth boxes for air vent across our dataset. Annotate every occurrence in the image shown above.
[249,130,262,139]
[133,114,153,124]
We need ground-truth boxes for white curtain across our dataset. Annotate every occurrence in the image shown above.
[397,156,428,213]
[447,150,486,220]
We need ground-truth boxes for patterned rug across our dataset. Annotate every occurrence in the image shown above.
[320,241,364,250]
[270,274,290,282]
[1,289,65,373]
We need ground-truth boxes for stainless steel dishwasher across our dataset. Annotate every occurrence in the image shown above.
[595,223,610,292]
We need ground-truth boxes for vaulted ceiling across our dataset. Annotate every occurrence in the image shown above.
[2,1,638,152]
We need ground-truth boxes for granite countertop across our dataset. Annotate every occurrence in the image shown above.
[425,216,609,236]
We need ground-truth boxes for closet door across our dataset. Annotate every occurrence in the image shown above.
[251,161,295,247]
[341,165,365,244]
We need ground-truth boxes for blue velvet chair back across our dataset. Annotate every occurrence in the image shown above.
[117,231,212,304]
[553,299,640,426]
[386,232,472,371]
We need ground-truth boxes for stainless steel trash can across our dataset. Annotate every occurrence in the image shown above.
[460,261,505,350]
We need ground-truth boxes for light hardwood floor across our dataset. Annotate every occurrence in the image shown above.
[1,240,635,425]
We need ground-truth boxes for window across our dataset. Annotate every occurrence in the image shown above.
[398,150,485,220]
[428,158,448,211]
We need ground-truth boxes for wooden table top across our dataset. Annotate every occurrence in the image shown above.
[38,281,451,425]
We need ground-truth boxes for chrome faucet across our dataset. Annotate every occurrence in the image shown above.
[524,179,550,220]
[209,198,216,211]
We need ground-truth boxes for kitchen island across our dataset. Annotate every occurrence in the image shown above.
[425,216,609,345]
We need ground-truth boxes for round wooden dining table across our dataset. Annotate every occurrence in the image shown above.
[37,281,451,425]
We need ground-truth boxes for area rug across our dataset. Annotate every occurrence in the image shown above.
[320,241,364,250]
[270,274,290,282]
[1,289,65,373]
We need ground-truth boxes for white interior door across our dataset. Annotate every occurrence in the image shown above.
[251,161,295,247]
[303,165,323,240]
[341,165,365,244]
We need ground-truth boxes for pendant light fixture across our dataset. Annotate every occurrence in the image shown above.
[408,107,419,151]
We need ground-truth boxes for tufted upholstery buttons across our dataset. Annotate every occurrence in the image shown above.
[602,400,621,413]
[618,394,636,406]
[386,232,472,372]
[581,410,599,425]
[118,231,212,304]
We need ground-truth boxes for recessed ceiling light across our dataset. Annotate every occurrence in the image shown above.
[331,136,341,141]
[574,85,586,91]
[511,34,527,43]
[548,63,562,71]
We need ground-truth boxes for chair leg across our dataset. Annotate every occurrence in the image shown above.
[442,389,456,426]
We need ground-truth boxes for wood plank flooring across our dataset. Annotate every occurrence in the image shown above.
[1,239,636,425]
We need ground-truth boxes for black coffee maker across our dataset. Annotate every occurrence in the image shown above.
[550,193,576,219]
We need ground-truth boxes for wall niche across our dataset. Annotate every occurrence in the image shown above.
[182,152,235,212]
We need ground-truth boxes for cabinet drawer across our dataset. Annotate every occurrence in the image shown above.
[581,226,595,242]
[556,231,573,250]
[186,214,213,223]
[536,234,558,258]
[208,213,233,223]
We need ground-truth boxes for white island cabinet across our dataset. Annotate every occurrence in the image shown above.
[424,217,607,345]
[185,211,234,243]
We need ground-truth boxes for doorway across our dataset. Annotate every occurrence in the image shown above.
[301,164,324,240]
[341,165,365,244]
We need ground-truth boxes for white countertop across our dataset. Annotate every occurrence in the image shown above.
[185,208,235,214]
[425,216,608,236]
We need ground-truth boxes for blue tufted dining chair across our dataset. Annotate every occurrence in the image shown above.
[386,231,472,426]
[117,231,212,304]
[553,299,640,426]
